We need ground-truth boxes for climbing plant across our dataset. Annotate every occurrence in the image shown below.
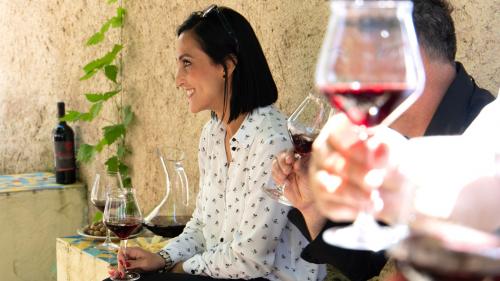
[62,0,133,188]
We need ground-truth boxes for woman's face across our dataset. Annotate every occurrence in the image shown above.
[175,30,226,116]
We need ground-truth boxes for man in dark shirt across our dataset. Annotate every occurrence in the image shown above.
[273,0,495,280]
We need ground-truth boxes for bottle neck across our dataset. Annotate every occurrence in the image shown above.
[57,102,65,119]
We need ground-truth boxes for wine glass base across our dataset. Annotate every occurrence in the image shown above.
[323,224,409,252]
[110,272,140,281]
[262,187,293,206]
[96,241,120,252]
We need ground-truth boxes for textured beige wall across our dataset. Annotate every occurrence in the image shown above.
[0,1,498,216]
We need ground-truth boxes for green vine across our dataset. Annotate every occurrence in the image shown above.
[62,0,133,188]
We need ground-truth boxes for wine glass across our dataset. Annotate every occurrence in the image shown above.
[262,93,330,205]
[90,173,119,251]
[104,188,143,281]
[315,0,425,251]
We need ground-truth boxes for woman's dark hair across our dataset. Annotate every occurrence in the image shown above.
[177,5,278,123]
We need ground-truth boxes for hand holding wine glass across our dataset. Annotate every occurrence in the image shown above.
[104,188,143,281]
[262,93,330,206]
[314,0,425,251]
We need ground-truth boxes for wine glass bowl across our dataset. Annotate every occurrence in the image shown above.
[90,173,120,251]
[104,188,143,281]
[316,0,424,129]
[315,0,424,251]
[262,93,330,205]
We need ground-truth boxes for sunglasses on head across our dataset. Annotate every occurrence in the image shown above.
[201,4,240,54]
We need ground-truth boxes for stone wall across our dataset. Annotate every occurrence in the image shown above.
[0,0,498,216]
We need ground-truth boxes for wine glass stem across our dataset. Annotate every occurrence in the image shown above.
[121,239,129,275]
[104,229,112,244]
[353,211,380,231]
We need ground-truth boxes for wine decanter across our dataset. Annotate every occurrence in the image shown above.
[143,147,191,237]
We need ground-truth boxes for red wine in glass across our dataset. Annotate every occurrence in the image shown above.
[321,83,414,127]
[105,219,141,240]
[143,215,191,237]
[289,132,317,155]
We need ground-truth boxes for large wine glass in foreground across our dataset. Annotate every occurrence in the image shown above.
[104,188,143,281]
[315,0,425,251]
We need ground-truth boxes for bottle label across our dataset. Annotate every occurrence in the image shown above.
[55,141,76,171]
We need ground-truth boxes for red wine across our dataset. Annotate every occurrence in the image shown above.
[143,216,191,237]
[53,102,76,184]
[321,84,412,127]
[91,199,106,212]
[290,133,316,155]
[105,220,141,239]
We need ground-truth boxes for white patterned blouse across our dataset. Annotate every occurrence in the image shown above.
[163,105,326,281]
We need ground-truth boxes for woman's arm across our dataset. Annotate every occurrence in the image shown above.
[181,132,293,278]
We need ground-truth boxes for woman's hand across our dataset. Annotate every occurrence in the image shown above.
[272,149,326,239]
[108,247,165,279]
[272,149,314,212]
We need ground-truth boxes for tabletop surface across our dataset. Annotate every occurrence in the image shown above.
[58,235,170,265]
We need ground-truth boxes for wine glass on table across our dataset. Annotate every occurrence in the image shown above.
[262,93,330,206]
[104,188,143,281]
[315,0,425,251]
[90,173,119,251]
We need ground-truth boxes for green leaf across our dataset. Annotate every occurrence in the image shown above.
[103,124,125,145]
[105,156,119,173]
[80,101,103,121]
[101,44,123,65]
[86,32,105,46]
[60,111,82,122]
[83,59,104,74]
[118,162,129,175]
[110,8,126,28]
[122,105,134,127]
[79,69,98,81]
[85,90,120,103]
[104,65,118,83]
[107,0,118,4]
[95,138,108,152]
[122,176,132,188]
[77,144,95,163]
[100,20,112,34]
[92,211,103,223]
[81,44,123,77]
[117,7,126,18]
[117,144,126,158]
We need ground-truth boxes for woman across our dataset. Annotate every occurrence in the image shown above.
[107,5,325,281]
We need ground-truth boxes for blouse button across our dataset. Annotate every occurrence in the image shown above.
[232,138,236,142]
[231,147,236,151]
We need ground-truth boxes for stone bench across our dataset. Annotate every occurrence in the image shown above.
[0,172,87,281]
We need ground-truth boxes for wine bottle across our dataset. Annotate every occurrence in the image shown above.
[53,102,77,184]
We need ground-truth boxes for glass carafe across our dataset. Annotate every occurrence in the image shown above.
[143,147,191,237]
